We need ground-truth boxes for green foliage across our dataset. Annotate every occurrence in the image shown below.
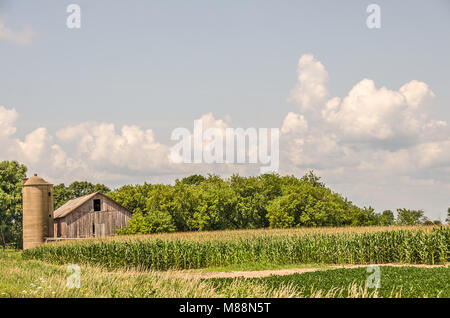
[211,266,450,298]
[379,210,395,226]
[116,211,175,234]
[23,227,450,271]
[107,183,154,215]
[0,161,27,248]
[54,181,111,209]
[396,208,426,225]
[5,248,449,298]
[111,172,446,234]
[351,207,381,226]
[266,176,361,228]
[113,172,399,234]
[180,174,206,185]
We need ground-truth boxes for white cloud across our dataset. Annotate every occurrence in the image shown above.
[0,107,76,180]
[197,112,230,133]
[57,122,172,174]
[399,80,435,110]
[289,54,329,112]
[280,53,450,219]
[0,106,263,184]
[321,79,444,146]
[0,106,18,137]
[281,112,308,135]
[412,138,450,169]
[0,19,35,45]
[55,113,259,180]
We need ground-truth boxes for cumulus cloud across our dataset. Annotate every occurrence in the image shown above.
[57,122,172,174]
[0,105,264,184]
[321,79,443,147]
[0,106,18,137]
[196,112,230,133]
[289,54,329,112]
[280,128,357,170]
[54,113,259,180]
[280,54,450,219]
[0,19,35,45]
[281,112,308,135]
[0,106,76,179]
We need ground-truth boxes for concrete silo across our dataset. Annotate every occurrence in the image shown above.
[22,174,54,249]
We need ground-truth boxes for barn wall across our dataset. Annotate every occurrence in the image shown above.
[57,194,131,238]
[53,220,59,238]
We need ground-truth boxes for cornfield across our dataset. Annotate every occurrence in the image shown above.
[22,227,450,271]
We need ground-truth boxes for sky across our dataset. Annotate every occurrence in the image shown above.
[0,0,449,220]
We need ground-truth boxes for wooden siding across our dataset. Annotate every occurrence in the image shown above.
[54,194,131,238]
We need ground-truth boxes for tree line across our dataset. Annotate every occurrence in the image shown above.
[0,160,448,247]
[107,173,447,234]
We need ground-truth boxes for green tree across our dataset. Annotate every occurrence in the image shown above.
[421,217,433,226]
[0,161,27,248]
[228,174,267,229]
[266,175,363,228]
[54,181,111,209]
[189,175,235,231]
[351,207,380,226]
[116,210,175,234]
[108,183,153,214]
[109,171,414,233]
[396,208,425,225]
[180,174,206,185]
[53,184,71,209]
[300,170,325,187]
[266,194,297,228]
[67,181,110,198]
[379,210,395,226]
[169,182,197,231]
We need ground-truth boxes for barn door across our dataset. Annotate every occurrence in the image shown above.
[95,223,106,237]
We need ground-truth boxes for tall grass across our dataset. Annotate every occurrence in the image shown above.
[3,250,448,298]
[23,227,450,271]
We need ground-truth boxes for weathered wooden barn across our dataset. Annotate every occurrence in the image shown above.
[53,192,132,238]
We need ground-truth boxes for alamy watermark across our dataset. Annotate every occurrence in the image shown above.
[67,4,81,29]
[170,119,280,173]
[366,4,381,29]
[366,265,381,288]
[66,264,81,289]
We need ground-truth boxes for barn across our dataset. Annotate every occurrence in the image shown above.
[53,192,132,238]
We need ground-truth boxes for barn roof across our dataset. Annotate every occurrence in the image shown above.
[53,192,132,219]
[53,192,100,219]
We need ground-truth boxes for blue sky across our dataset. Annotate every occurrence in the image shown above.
[0,0,449,220]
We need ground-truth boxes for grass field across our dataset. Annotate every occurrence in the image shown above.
[23,226,450,270]
[210,267,450,298]
[3,226,449,298]
[1,249,449,298]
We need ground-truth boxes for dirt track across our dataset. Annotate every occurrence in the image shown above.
[168,263,450,279]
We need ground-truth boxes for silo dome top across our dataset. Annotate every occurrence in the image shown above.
[23,174,52,186]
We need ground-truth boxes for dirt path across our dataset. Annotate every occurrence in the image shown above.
[168,263,449,279]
